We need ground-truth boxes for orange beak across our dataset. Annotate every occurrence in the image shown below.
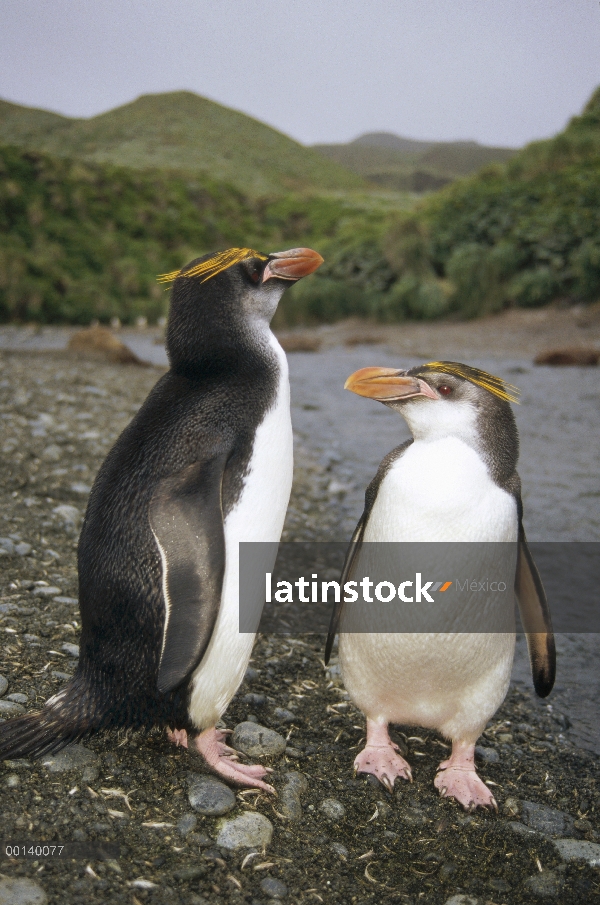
[262,247,324,282]
[344,367,439,402]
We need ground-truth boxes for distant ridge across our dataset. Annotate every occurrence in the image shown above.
[314,131,516,192]
[0,92,366,195]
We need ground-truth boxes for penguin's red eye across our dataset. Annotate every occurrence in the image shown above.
[438,384,453,396]
[250,270,260,283]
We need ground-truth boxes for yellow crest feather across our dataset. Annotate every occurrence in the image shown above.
[157,248,268,285]
[421,361,520,404]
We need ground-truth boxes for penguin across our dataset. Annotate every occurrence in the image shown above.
[0,246,323,792]
[325,361,555,810]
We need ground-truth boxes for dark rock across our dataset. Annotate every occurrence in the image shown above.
[40,743,99,780]
[520,800,574,836]
[187,775,236,816]
[68,325,145,365]
[0,675,8,696]
[241,693,267,707]
[534,348,599,366]
[524,869,563,898]
[553,838,600,866]
[177,813,198,836]
[319,798,345,821]
[475,745,500,763]
[273,708,296,723]
[232,721,286,758]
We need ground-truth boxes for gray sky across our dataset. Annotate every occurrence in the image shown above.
[1,0,598,148]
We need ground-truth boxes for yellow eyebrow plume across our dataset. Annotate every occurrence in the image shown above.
[157,248,268,285]
[421,361,520,404]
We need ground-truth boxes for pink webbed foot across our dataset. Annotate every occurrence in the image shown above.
[434,741,497,811]
[192,727,275,794]
[166,728,189,748]
[354,720,412,792]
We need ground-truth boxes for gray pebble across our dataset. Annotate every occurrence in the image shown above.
[0,675,8,696]
[0,877,47,905]
[23,635,41,643]
[51,671,73,681]
[70,482,91,495]
[505,820,540,837]
[475,744,500,763]
[282,771,308,795]
[41,444,62,462]
[0,700,25,715]
[260,877,288,899]
[0,538,15,555]
[216,812,273,851]
[330,842,348,859]
[41,743,99,775]
[6,693,27,704]
[319,798,346,821]
[52,504,81,531]
[524,869,563,898]
[32,586,62,598]
[53,597,78,606]
[241,693,267,706]
[520,800,574,836]
[61,642,80,658]
[443,897,479,905]
[177,813,198,836]
[553,838,600,866]
[14,542,32,557]
[232,721,286,758]
[273,708,296,723]
[188,775,236,816]
[244,666,259,682]
[5,774,20,788]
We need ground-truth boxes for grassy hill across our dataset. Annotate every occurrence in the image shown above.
[314,133,516,193]
[0,92,366,196]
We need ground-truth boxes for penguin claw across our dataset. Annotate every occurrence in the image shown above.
[192,727,276,793]
[354,744,412,790]
[434,765,497,811]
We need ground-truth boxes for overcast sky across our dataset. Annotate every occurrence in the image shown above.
[1,0,598,148]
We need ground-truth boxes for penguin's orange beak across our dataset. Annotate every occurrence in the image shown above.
[344,367,439,402]
[262,247,324,282]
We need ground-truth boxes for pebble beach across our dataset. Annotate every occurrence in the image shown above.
[0,310,599,905]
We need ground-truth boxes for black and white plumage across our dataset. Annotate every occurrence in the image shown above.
[0,246,323,789]
[326,362,555,810]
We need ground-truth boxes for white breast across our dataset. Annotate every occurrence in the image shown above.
[342,435,518,742]
[188,335,293,728]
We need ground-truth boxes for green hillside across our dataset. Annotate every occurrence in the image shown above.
[0,143,389,324]
[314,133,516,193]
[0,92,366,196]
[279,86,600,324]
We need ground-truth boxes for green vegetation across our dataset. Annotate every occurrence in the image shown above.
[1,87,599,326]
[0,92,365,196]
[314,132,516,193]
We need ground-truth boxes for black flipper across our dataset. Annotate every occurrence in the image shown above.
[515,527,556,698]
[325,515,365,664]
[149,454,228,693]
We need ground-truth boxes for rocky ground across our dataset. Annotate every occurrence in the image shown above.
[0,350,599,905]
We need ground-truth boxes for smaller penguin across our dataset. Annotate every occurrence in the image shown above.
[326,361,555,810]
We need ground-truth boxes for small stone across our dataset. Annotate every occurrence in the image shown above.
[232,721,286,758]
[14,542,32,557]
[524,869,563,898]
[475,744,500,763]
[241,693,266,706]
[61,642,80,658]
[32,586,62,598]
[52,504,81,531]
[5,774,20,788]
[330,842,348,859]
[319,798,346,821]
[0,675,8,696]
[443,897,479,905]
[177,813,198,836]
[260,877,288,899]
[216,812,273,851]
[244,666,259,682]
[0,537,16,555]
[72,828,87,842]
[0,700,25,715]
[503,797,521,817]
[520,800,573,836]
[553,838,600,866]
[0,878,47,905]
[70,482,91,495]
[574,818,593,833]
[51,671,73,681]
[41,743,99,774]
[173,865,209,881]
[41,444,62,462]
[278,771,308,820]
[53,597,78,606]
[6,693,27,704]
[506,820,539,837]
[273,708,296,723]
[188,775,236,816]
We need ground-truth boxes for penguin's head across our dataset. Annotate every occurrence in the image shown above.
[159,247,323,370]
[345,361,520,475]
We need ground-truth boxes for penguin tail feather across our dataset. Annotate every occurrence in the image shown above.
[0,676,100,761]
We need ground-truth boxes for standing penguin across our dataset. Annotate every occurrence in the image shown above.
[0,246,323,791]
[326,361,555,810]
